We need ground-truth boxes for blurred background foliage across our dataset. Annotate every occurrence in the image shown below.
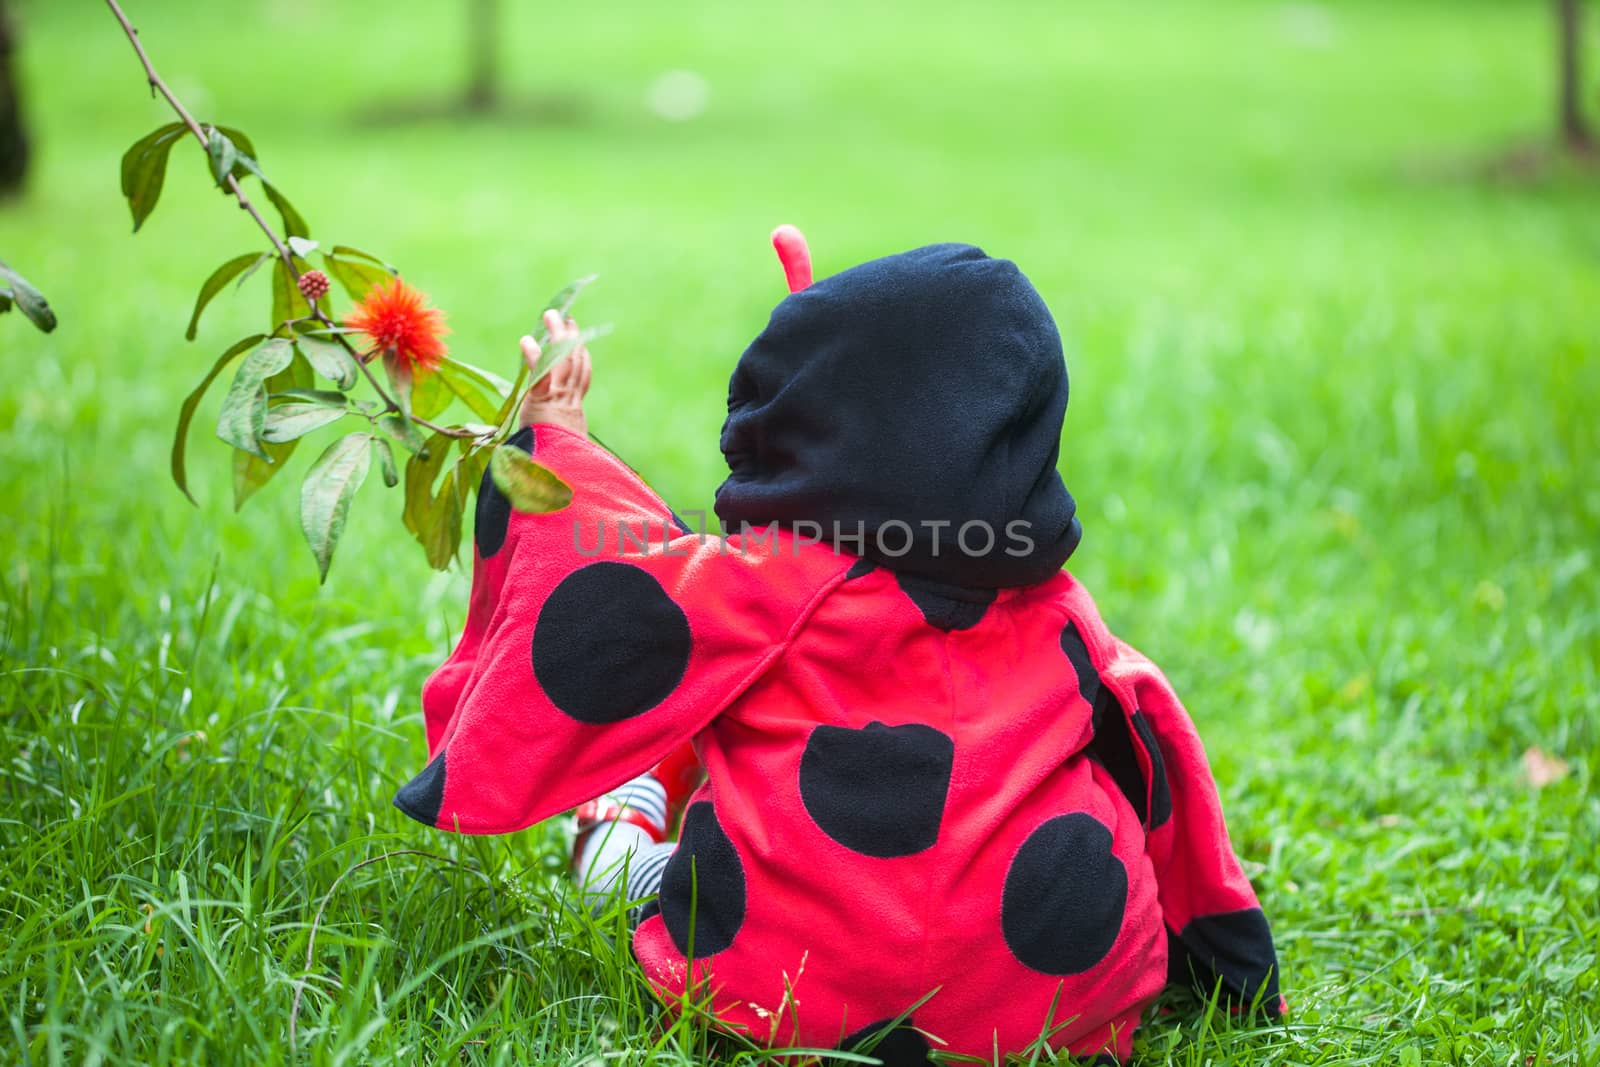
[0,0,1596,1063]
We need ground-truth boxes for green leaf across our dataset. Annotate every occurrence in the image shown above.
[455,442,493,503]
[491,275,603,428]
[262,401,350,444]
[490,444,573,513]
[322,249,393,302]
[330,245,397,272]
[171,333,265,503]
[234,251,272,290]
[0,258,57,333]
[294,336,359,390]
[215,338,295,457]
[403,432,464,569]
[411,365,452,419]
[13,281,53,331]
[264,184,310,239]
[213,126,259,166]
[233,354,311,511]
[403,432,453,535]
[421,440,496,569]
[271,256,313,330]
[185,252,264,341]
[544,273,598,319]
[417,472,462,569]
[299,432,374,582]
[399,437,497,570]
[378,412,428,456]
[201,125,264,187]
[436,358,510,422]
[205,130,310,237]
[524,324,611,387]
[275,388,351,408]
[457,438,492,489]
[119,121,188,232]
[203,125,264,188]
[374,437,399,488]
[205,128,238,188]
[230,448,275,512]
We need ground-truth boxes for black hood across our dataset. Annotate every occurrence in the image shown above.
[714,242,1081,589]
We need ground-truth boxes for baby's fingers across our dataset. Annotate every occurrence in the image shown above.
[575,347,592,397]
[521,334,557,400]
[542,309,568,341]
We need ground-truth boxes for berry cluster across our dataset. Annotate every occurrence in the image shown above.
[296,269,331,303]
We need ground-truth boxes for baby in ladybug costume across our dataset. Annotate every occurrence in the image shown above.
[396,229,1285,1064]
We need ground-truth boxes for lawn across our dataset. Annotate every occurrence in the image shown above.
[1,0,1597,1063]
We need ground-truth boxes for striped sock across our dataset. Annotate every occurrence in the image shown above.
[574,774,675,920]
[602,776,669,836]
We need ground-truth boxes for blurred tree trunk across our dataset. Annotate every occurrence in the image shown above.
[1556,0,1594,151]
[465,0,499,113]
[0,0,29,194]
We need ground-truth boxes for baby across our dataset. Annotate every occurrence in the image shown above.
[395,230,1284,1064]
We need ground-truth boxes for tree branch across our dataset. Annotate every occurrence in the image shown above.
[103,0,476,440]
[103,0,295,266]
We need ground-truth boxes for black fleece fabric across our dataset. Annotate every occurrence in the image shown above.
[714,242,1081,589]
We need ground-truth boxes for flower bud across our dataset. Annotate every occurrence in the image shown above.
[298,269,331,303]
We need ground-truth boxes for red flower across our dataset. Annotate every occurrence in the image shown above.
[346,278,449,373]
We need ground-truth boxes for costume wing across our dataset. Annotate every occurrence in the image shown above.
[395,425,852,835]
[1096,641,1288,1016]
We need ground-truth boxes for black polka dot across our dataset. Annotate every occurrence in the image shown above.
[1085,684,1172,831]
[841,1018,931,1067]
[475,427,532,559]
[1167,908,1282,1015]
[1131,712,1172,829]
[393,750,446,826]
[799,722,954,858]
[1085,688,1149,825]
[895,574,995,631]
[1001,813,1127,975]
[660,801,746,958]
[531,562,692,724]
[845,557,877,580]
[1059,619,1099,707]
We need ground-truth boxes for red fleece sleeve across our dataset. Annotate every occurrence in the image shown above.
[396,425,852,835]
[1100,641,1288,1017]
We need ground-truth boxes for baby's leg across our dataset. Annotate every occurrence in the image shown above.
[573,774,676,915]
[572,744,703,918]
[575,821,677,917]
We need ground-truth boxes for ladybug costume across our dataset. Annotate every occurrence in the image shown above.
[396,236,1284,1063]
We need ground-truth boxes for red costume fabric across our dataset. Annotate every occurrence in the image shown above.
[398,425,1284,1062]
[397,239,1283,1063]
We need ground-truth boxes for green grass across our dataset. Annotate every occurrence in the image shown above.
[2,0,1597,1062]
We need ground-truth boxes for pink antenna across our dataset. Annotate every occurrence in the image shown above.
[771,224,813,293]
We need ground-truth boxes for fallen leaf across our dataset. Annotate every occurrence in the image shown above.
[1520,747,1568,789]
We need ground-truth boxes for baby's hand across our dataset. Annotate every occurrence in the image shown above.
[517,309,592,435]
